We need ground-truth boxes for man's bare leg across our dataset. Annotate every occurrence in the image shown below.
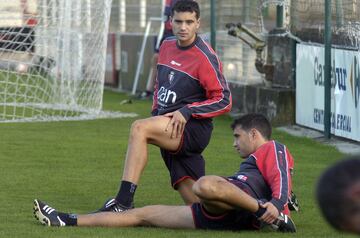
[34,199,195,228]
[78,205,194,228]
[121,116,182,184]
[191,176,297,232]
[192,175,259,214]
[106,116,186,209]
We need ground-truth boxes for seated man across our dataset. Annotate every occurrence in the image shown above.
[33,113,296,232]
[316,155,360,235]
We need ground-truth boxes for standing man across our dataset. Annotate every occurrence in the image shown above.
[100,0,232,211]
[34,113,296,232]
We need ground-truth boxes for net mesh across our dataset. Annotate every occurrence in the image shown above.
[289,0,360,48]
[0,0,113,122]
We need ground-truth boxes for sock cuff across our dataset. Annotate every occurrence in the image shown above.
[58,212,77,226]
[116,180,137,207]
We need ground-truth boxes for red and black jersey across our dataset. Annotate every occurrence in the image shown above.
[229,140,294,215]
[152,36,232,120]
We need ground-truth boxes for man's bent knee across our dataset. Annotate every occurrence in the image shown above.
[129,119,147,138]
[129,116,180,151]
[130,118,158,138]
[193,176,224,199]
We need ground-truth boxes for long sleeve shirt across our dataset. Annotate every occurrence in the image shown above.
[152,36,232,120]
[229,140,294,215]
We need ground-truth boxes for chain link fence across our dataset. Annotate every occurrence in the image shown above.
[290,0,360,48]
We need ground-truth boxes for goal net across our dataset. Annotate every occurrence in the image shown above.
[0,0,113,122]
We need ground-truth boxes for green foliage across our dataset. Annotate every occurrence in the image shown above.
[0,90,356,237]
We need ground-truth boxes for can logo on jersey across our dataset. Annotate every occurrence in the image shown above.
[168,71,175,84]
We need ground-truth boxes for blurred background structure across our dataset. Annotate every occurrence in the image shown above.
[1,0,360,141]
[104,0,360,140]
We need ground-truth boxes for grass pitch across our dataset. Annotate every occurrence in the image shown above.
[0,90,356,237]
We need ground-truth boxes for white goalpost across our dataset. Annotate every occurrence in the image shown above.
[0,0,134,122]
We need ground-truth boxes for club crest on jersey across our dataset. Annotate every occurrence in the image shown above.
[168,71,175,84]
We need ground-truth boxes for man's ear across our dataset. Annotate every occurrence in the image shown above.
[249,128,257,139]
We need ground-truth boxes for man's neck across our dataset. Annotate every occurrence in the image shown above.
[177,35,197,47]
[255,139,270,151]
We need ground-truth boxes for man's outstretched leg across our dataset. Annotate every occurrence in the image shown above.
[34,199,194,229]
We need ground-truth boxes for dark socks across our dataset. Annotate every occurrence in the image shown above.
[58,212,77,226]
[115,180,137,207]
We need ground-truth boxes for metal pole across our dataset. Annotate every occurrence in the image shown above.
[291,39,296,87]
[324,0,332,139]
[132,17,162,95]
[132,20,152,95]
[276,4,284,28]
[335,0,344,27]
[290,0,297,87]
[210,0,216,50]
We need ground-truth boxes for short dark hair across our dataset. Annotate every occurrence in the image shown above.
[231,113,272,140]
[316,156,360,231]
[171,0,200,19]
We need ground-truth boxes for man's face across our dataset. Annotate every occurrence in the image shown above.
[171,11,199,47]
[233,126,257,158]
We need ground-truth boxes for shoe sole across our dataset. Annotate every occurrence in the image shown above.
[33,199,51,226]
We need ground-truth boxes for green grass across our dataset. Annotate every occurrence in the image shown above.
[0,71,103,120]
[0,90,355,237]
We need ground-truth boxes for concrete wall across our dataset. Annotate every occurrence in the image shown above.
[118,33,156,93]
[230,83,295,126]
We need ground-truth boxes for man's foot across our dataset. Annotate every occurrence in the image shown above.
[271,213,296,232]
[96,198,133,213]
[33,199,65,226]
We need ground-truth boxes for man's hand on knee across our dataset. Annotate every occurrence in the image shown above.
[164,110,187,139]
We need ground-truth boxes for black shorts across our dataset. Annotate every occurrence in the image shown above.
[160,118,213,189]
[191,179,262,231]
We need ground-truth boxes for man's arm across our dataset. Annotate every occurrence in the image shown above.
[255,142,293,212]
[178,40,232,121]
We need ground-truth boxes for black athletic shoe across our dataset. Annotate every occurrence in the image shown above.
[288,191,300,212]
[33,199,65,226]
[96,198,133,213]
[271,212,297,232]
